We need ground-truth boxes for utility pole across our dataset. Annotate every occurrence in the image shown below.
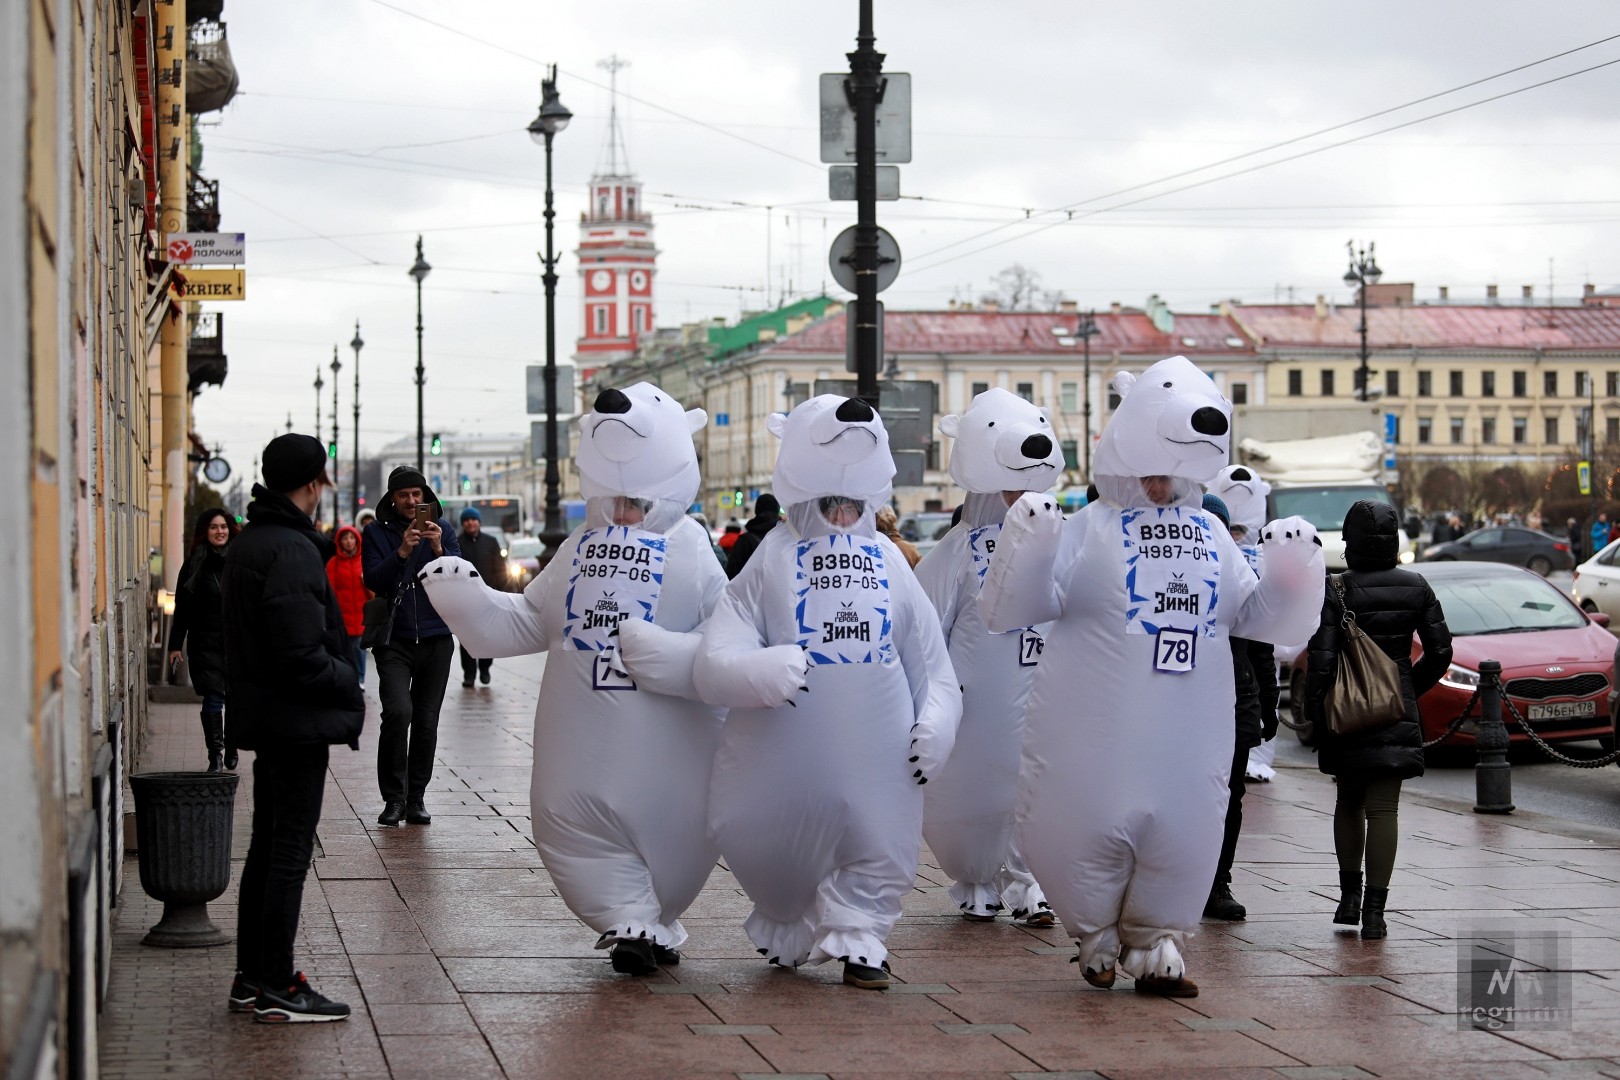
[848,0,883,411]
[351,321,364,521]
[156,0,189,591]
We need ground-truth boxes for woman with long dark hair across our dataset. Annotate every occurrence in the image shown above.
[1304,500,1452,939]
[168,507,240,771]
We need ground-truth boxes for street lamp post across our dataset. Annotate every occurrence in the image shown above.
[350,320,364,521]
[330,346,342,531]
[408,237,432,472]
[528,64,572,560]
[1077,308,1100,482]
[314,365,323,435]
[1343,240,1383,402]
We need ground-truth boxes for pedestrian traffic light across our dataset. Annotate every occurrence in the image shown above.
[734,489,744,507]
[327,441,338,459]
[430,433,443,456]
[461,476,471,492]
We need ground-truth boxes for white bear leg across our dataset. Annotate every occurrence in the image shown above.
[743,908,816,969]
[1076,925,1120,977]
[807,860,914,969]
[1118,931,1186,981]
[998,843,1050,923]
[534,813,689,950]
[1247,737,1277,782]
[946,879,1004,920]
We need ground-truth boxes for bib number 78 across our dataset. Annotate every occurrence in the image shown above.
[1153,627,1197,674]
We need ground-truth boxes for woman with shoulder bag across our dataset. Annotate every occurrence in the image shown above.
[167,508,239,771]
[1304,500,1452,940]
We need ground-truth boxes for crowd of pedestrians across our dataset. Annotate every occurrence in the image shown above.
[186,373,1467,1023]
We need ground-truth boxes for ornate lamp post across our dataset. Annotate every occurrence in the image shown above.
[408,237,432,471]
[313,365,323,435]
[527,64,572,559]
[350,320,364,520]
[1077,308,1100,481]
[1343,240,1383,402]
[330,346,341,530]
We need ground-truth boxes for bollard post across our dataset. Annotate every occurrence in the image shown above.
[1473,659,1514,814]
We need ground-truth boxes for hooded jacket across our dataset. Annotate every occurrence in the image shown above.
[326,525,370,637]
[1305,500,1453,779]
[360,490,461,642]
[222,486,365,749]
[724,507,780,580]
[169,543,229,696]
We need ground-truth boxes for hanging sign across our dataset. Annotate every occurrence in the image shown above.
[174,268,245,301]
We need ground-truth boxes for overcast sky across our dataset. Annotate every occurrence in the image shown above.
[196,0,1620,489]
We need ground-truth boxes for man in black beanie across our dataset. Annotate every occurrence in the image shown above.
[361,465,460,827]
[223,433,364,1022]
[724,492,781,580]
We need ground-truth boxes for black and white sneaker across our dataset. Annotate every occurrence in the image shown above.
[609,939,659,976]
[227,972,262,1013]
[651,942,681,966]
[254,973,351,1023]
[842,957,891,990]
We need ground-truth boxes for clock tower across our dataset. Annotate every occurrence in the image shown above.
[574,55,656,374]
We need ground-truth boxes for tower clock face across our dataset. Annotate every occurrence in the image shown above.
[630,270,648,292]
[590,269,613,292]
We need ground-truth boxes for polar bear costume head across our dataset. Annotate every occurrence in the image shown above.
[1207,464,1270,537]
[768,395,894,534]
[576,384,706,527]
[940,387,1064,495]
[1092,356,1231,492]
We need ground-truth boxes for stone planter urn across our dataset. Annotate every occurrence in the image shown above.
[130,771,239,947]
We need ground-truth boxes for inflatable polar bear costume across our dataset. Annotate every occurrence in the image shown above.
[693,394,962,974]
[977,357,1324,991]
[915,387,1063,923]
[420,382,726,963]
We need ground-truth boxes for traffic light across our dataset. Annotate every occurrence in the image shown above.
[461,476,471,493]
[734,489,744,508]
[430,433,443,456]
[327,441,338,459]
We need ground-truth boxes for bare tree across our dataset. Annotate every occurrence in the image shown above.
[993,264,1044,311]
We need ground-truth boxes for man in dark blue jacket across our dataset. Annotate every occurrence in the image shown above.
[224,433,363,1023]
[362,466,460,827]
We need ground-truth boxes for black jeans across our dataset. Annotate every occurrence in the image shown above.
[236,742,329,987]
[459,643,492,683]
[1212,740,1250,889]
[374,635,454,804]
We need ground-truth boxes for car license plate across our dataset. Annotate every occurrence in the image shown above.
[1527,700,1597,720]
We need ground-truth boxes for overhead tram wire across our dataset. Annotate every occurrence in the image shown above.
[906,32,1620,266]
[906,51,1620,276]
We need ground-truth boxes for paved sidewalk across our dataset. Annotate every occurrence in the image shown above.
[102,652,1620,1079]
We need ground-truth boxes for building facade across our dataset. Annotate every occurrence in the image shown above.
[1,1,164,1074]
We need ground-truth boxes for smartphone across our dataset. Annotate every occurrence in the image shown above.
[413,504,433,531]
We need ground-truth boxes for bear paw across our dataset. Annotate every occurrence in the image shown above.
[417,556,480,589]
[1258,515,1325,587]
[908,721,954,785]
[1002,491,1064,548]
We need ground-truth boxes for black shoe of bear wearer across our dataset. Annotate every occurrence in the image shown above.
[610,939,659,976]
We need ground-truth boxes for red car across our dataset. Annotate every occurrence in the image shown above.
[1288,562,1615,750]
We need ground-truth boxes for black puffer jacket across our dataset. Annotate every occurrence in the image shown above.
[222,486,365,750]
[1232,636,1279,750]
[1305,500,1453,779]
[725,510,780,580]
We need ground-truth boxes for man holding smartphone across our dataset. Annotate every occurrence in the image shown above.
[361,466,461,827]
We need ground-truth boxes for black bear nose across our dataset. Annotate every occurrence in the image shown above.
[1191,407,1228,437]
[835,397,875,423]
[1020,434,1053,459]
[1230,466,1251,481]
[594,388,631,414]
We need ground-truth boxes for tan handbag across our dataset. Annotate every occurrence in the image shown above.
[1324,574,1407,737]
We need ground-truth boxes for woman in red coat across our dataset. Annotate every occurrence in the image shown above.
[326,525,371,686]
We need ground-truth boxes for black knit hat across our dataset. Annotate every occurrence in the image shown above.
[387,465,429,494]
[262,433,330,493]
[755,493,780,517]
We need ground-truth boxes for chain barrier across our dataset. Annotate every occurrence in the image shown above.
[1422,686,1481,750]
[1490,672,1620,769]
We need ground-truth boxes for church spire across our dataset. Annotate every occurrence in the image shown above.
[595,54,631,178]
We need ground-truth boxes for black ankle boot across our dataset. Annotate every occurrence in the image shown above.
[201,712,226,772]
[1360,886,1388,940]
[1333,871,1362,925]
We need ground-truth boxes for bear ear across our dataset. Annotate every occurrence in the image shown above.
[766,412,788,440]
[1112,371,1137,398]
[685,407,708,434]
[938,413,961,439]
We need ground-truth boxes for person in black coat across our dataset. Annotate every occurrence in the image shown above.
[168,507,239,771]
[724,492,781,580]
[1304,500,1452,940]
[1199,495,1279,922]
[222,433,363,1023]
[454,506,507,687]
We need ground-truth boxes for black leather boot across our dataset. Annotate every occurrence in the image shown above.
[202,712,225,773]
[1361,886,1388,940]
[1333,871,1362,925]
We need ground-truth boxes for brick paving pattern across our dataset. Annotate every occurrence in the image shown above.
[102,652,1620,1078]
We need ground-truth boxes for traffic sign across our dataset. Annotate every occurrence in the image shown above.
[829,165,899,201]
[167,232,245,265]
[828,225,901,295]
[175,268,245,301]
[525,364,577,417]
[819,73,912,163]
[1579,460,1592,496]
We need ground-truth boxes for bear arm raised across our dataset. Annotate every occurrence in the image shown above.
[417,555,549,657]
[1232,516,1327,646]
[977,492,1064,633]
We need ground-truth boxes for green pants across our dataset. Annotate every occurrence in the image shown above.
[1334,775,1403,888]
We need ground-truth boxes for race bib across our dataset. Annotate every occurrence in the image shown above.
[1153,627,1197,674]
[1018,629,1044,667]
[793,534,895,666]
[1121,507,1221,648]
[562,526,665,653]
